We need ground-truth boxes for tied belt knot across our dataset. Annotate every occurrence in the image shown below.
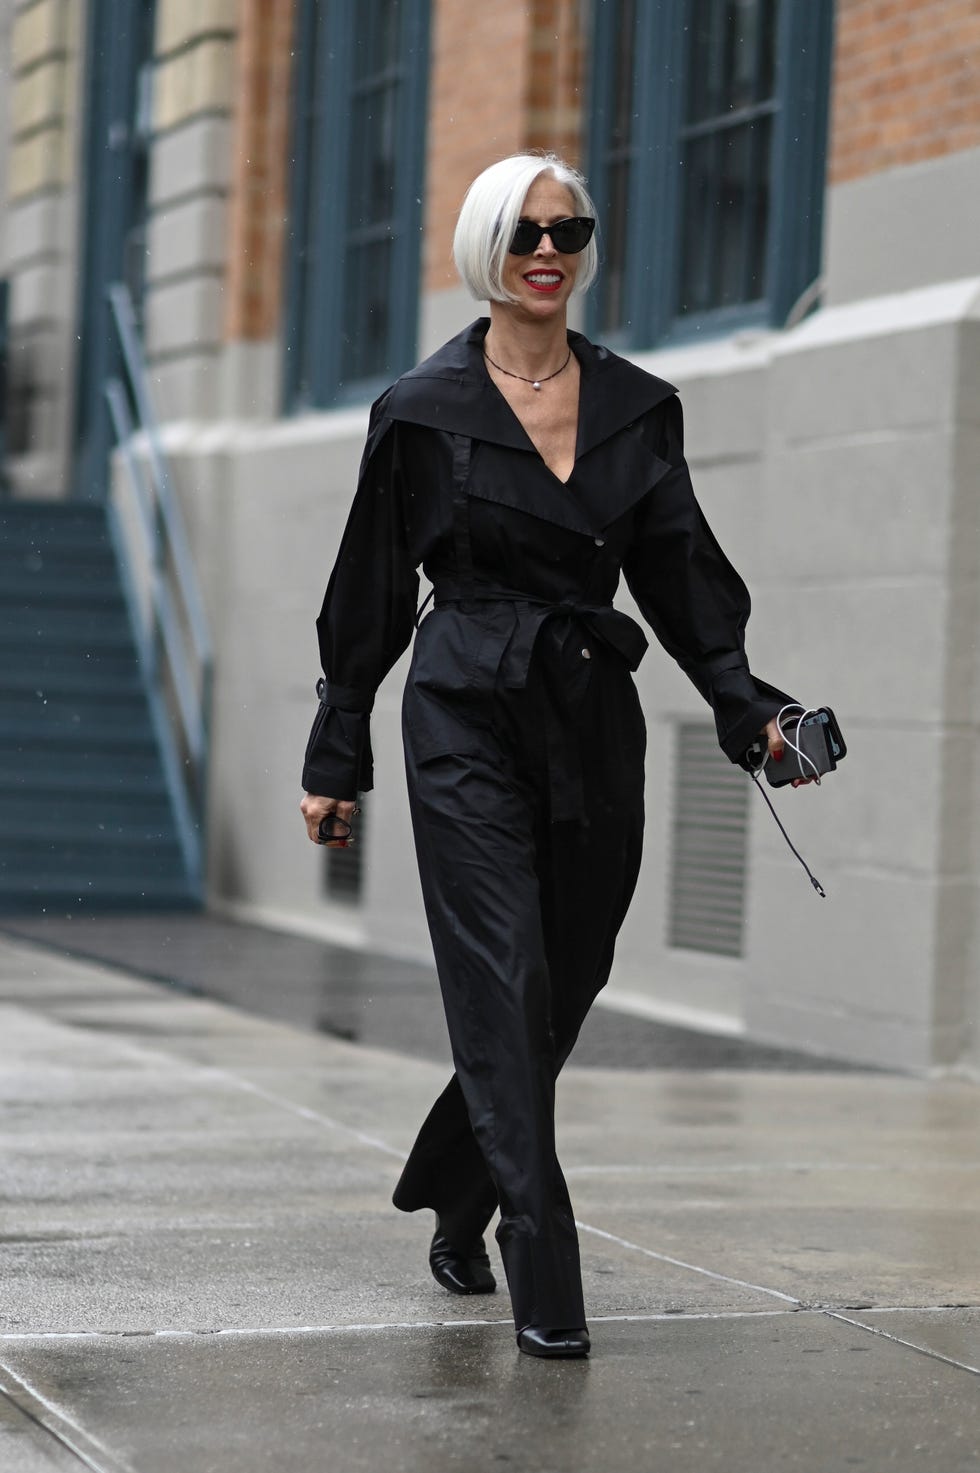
[431,581,650,823]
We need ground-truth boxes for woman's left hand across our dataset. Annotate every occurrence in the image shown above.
[763,716,817,788]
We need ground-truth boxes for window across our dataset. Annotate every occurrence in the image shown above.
[284,0,430,408]
[588,0,834,348]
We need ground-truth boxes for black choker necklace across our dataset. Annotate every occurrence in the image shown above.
[484,345,572,391]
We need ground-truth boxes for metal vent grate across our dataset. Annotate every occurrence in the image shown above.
[668,722,749,958]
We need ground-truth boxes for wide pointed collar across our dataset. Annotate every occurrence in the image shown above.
[387,318,677,458]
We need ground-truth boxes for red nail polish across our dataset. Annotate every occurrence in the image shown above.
[773,748,784,762]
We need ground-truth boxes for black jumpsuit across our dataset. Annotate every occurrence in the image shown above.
[302,319,791,1333]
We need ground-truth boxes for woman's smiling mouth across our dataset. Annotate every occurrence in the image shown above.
[524,271,564,293]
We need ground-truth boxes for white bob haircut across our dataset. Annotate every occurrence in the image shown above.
[453,153,599,304]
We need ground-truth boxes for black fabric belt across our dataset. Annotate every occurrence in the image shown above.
[431,582,649,687]
[431,582,649,823]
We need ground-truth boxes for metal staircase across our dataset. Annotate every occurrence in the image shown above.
[0,282,211,914]
[0,500,200,910]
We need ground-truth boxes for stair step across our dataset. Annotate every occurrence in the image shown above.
[0,500,106,520]
[0,668,144,699]
[0,793,176,828]
[0,577,127,608]
[0,526,112,553]
[0,847,187,882]
[0,547,117,575]
[0,829,184,851]
[0,721,157,752]
[0,824,186,855]
[0,757,170,793]
[0,605,133,637]
[0,649,142,681]
[0,691,151,726]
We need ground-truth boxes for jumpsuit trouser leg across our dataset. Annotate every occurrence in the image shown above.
[395,659,646,1332]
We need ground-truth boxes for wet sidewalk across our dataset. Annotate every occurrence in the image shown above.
[0,927,978,1472]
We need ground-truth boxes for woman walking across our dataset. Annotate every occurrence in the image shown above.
[301,154,798,1358]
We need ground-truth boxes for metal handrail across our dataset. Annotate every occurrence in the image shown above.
[104,282,213,881]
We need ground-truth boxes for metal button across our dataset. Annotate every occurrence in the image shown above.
[581,647,591,660]
[594,537,605,547]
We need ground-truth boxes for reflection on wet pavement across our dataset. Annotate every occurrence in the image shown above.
[0,911,876,1072]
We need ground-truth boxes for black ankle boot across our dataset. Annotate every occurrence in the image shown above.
[516,1326,591,1359]
[429,1222,496,1295]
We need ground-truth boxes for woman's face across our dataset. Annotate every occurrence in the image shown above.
[498,176,580,319]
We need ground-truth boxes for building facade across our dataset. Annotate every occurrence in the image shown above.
[2,0,980,1070]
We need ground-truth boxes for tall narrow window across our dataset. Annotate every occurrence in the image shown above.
[677,0,777,319]
[588,0,833,348]
[285,0,430,408]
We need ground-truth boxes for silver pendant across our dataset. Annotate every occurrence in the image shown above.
[532,382,541,391]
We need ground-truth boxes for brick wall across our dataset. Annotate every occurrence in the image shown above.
[223,0,294,340]
[829,0,980,184]
[423,0,531,292]
[423,0,587,294]
[524,0,585,163]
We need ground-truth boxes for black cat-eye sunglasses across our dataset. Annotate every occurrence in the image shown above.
[509,217,596,256]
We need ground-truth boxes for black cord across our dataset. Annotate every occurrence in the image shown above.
[749,768,826,898]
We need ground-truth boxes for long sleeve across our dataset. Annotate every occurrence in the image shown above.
[302,392,420,798]
[623,396,793,767]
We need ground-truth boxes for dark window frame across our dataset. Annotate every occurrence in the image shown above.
[587,0,834,350]
[284,0,430,410]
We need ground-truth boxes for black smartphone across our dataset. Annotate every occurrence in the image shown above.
[764,707,846,788]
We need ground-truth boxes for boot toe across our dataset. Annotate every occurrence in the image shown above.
[516,1326,591,1358]
[429,1232,496,1295]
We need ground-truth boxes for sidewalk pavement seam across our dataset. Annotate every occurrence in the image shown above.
[0,1308,807,1344]
[0,1363,134,1473]
[3,1305,975,1345]
[825,1312,980,1378]
[566,1161,980,1175]
[199,1066,409,1161]
[574,1220,804,1306]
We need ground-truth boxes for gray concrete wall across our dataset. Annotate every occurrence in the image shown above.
[824,145,980,308]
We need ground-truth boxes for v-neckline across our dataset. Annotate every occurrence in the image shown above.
[479,347,582,488]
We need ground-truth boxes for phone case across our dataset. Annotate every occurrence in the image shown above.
[765,707,846,788]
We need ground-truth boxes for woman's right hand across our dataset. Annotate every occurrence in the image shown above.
[300,793,357,847]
